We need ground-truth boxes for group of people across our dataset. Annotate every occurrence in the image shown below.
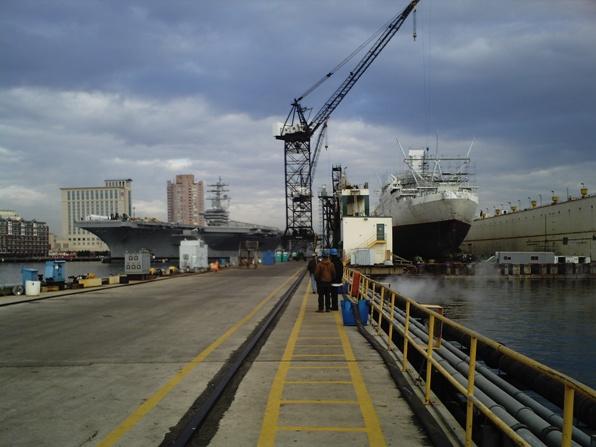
[307,249,344,312]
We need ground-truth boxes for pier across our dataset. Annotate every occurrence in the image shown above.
[0,263,594,446]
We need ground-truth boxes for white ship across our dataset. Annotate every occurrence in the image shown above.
[375,147,478,259]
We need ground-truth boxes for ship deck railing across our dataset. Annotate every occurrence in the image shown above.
[343,267,596,447]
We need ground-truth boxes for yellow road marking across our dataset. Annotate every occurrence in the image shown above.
[288,365,349,369]
[298,336,341,340]
[258,284,309,446]
[98,270,300,447]
[285,380,352,384]
[294,343,343,347]
[336,311,387,446]
[280,399,358,405]
[277,425,367,432]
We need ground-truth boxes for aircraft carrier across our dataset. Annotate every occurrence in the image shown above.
[77,180,281,261]
[462,187,595,259]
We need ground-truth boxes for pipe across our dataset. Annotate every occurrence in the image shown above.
[390,309,546,446]
[400,312,590,447]
[438,335,593,447]
[372,294,579,447]
[386,303,584,447]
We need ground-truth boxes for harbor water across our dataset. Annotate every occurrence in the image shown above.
[385,275,596,388]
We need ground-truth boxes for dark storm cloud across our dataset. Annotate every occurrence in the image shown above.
[1,0,595,231]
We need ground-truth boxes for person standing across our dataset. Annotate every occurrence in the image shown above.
[330,249,344,311]
[307,255,318,294]
[315,253,335,312]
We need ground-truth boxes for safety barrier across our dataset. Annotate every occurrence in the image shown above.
[343,268,596,447]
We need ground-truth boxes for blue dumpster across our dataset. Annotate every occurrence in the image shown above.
[261,250,276,265]
[21,268,38,286]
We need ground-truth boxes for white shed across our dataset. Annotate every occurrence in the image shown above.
[341,216,393,265]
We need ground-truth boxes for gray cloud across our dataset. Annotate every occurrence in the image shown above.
[0,0,595,235]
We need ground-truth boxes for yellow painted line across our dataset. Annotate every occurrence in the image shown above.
[294,343,343,347]
[258,286,310,447]
[277,425,367,432]
[98,270,300,447]
[280,399,358,405]
[285,380,352,384]
[288,365,349,370]
[298,336,341,340]
[336,312,387,446]
[292,353,344,357]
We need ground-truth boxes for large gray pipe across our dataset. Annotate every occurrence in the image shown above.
[437,331,593,447]
[388,311,547,446]
[380,299,585,447]
[394,309,585,447]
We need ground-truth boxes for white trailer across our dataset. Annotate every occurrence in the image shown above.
[179,240,208,271]
[495,251,555,264]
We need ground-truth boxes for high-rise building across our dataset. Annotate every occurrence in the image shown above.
[0,210,49,258]
[167,175,205,226]
[60,179,132,252]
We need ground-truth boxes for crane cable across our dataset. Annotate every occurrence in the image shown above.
[297,13,399,101]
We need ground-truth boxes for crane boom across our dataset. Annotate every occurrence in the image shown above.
[309,0,420,133]
[309,120,328,183]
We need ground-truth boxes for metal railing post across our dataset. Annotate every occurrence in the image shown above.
[465,337,478,446]
[402,300,411,372]
[425,314,435,403]
[562,385,575,447]
[387,292,396,350]
[377,287,385,335]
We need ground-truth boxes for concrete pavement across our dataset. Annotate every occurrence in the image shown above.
[208,277,431,446]
[0,262,302,447]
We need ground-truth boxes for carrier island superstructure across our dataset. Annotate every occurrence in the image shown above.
[463,187,596,259]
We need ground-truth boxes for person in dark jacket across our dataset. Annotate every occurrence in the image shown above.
[314,254,335,312]
[306,255,318,294]
[330,249,344,311]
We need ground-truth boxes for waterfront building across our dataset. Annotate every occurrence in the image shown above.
[167,174,205,226]
[60,179,132,252]
[0,210,49,258]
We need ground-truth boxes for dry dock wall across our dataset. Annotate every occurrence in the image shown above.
[463,195,596,258]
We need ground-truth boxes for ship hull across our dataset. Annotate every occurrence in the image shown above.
[377,191,478,259]
[393,219,471,259]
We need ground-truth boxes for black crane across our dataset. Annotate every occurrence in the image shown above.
[276,0,420,243]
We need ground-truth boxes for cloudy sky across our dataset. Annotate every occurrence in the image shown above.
[1,0,595,235]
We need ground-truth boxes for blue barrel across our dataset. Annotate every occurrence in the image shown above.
[358,299,370,326]
[341,299,356,326]
[21,268,38,286]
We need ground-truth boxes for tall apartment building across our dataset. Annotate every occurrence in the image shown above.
[60,179,132,252]
[0,210,49,258]
[167,174,205,226]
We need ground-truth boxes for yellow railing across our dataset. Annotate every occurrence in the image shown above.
[343,268,596,447]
